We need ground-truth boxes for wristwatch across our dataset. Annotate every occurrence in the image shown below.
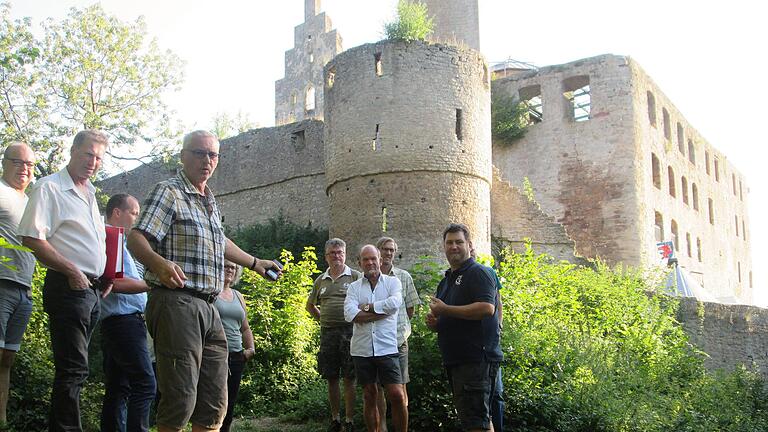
[363,303,370,312]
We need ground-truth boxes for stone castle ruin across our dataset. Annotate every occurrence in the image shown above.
[100,1,759,375]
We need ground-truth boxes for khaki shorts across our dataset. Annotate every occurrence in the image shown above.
[146,288,229,429]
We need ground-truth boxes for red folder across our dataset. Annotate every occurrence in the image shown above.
[104,226,124,279]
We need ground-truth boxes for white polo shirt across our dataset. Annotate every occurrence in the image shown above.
[344,273,402,357]
[18,168,107,278]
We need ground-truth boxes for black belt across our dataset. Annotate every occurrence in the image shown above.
[46,269,104,290]
[161,286,218,304]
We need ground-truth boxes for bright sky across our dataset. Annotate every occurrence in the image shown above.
[12,0,768,304]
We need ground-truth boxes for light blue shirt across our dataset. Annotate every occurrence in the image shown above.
[344,273,402,357]
[100,235,147,319]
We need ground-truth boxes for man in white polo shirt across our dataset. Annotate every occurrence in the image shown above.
[19,130,111,432]
[344,245,407,432]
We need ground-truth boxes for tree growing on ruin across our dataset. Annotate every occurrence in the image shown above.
[383,0,434,42]
[0,3,184,175]
[491,92,529,144]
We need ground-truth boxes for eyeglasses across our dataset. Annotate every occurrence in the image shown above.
[3,158,35,169]
[325,251,344,256]
[186,149,220,160]
[224,265,237,270]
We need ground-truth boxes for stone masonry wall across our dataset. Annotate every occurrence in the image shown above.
[324,39,491,265]
[423,0,480,51]
[275,2,342,126]
[98,120,328,230]
[490,168,579,262]
[492,55,642,266]
[678,298,768,379]
[631,63,753,302]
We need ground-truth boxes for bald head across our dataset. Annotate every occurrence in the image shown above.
[358,244,381,280]
[2,142,36,191]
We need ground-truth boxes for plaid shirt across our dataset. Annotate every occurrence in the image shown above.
[134,170,226,295]
[388,266,421,346]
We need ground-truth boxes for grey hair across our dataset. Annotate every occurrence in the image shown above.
[325,238,346,252]
[225,260,244,286]
[72,130,109,149]
[182,130,218,149]
[375,236,397,251]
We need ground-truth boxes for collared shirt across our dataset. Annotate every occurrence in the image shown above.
[100,227,147,319]
[308,265,361,327]
[386,266,421,346]
[18,168,106,278]
[435,257,503,366]
[134,170,226,295]
[344,273,402,357]
[0,179,35,287]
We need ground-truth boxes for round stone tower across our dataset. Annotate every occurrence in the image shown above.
[323,39,491,265]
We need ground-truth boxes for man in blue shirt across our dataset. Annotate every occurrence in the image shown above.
[100,194,156,432]
[427,224,502,432]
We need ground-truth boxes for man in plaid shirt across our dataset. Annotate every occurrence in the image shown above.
[127,130,281,432]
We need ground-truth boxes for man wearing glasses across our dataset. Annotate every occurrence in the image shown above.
[0,142,36,428]
[128,130,282,432]
[306,238,361,432]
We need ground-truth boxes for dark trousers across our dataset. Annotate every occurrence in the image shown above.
[42,271,101,432]
[221,351,246,432]
[100,313,156,432]
[491,367,504,432]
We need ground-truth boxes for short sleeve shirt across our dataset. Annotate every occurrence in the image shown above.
[308,265,361,328]
[388,267,421,346]
[18,168,106,278]
[435,257,503,366]
[0,179,35,287]
[133,171,226,295]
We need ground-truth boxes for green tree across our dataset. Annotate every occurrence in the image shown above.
[0,3,184,175]
[383,0,434,42]
[211,110,257,140]
[491,92,529,144]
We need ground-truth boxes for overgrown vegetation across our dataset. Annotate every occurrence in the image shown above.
[9,239,768,431]
[383,0,434,42]
[492,92,530,144]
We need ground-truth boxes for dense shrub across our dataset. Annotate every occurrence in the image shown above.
[383,0,434,42]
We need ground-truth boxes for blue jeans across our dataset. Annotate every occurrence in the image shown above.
[491,367,504,432]
[100,313,156,432]
[43,270,101,432]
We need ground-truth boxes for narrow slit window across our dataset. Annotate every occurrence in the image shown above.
[654,212,664,243]
[739,180,743,201]
[696,238,702,262]
[519,85,543,124]
[374,52,383,77]
[305,85,316,112]
[686,232,692,257]
[663,108,671,140]
[667,166,676,197]
[563,75,590,122]
[455,109,463,140]
[651,153,661,189]
[677,123,685,154]
[681,176,688,205]
[732,173,737,195]
[714,157,720,182]
[327,68,336,88]
[708,198,714,225]
[742,219,746,241]
[381,206,388,232]
[735,215,739,237]
[738,262,741,283]
[372,124,380,151]
[688,140,695,165]
[692,183,699,211]
[705,151,711,175]
[671,220,679,252]
[647,91,656,126]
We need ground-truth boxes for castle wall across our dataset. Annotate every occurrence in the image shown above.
[490,168,578,262]
[324,40,491,265]
[492,55,642,266]
[631,64,753,302]
[678,298,768,379]
[275,2,342,126]
[98,120,328,231]
[422,0,480,51]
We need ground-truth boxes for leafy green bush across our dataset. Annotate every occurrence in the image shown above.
[383,0,434,42]
[226,213,328,271]
[235,248,322,417]
[492,92,530,144]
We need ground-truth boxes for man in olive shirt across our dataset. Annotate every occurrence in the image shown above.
[306,238,361,432]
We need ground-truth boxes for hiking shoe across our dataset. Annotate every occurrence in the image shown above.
[328,419,342,432]
[343,421,355,432]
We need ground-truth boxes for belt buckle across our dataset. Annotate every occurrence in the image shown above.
[205,293,217,303]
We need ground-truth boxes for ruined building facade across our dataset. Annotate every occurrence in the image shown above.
[100,1,752,303]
